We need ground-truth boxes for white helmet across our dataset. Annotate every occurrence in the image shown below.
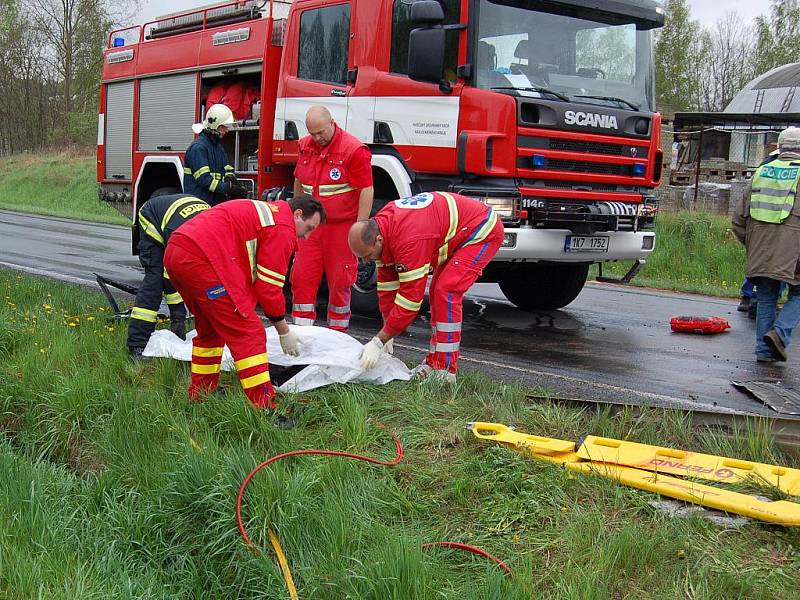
[778,126,800,151]
[192,103,235,134]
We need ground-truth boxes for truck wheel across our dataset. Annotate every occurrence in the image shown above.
[350,260,380,318]
[149,186,181,200]
[499,262,590,310]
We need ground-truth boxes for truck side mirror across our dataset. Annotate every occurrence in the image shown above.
[408,1,447,87]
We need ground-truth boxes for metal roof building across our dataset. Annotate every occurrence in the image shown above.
[724,62,800,114]
[670,63,800,179]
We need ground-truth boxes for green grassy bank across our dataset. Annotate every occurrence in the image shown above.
[592,211,746,298]
[0,151,128,225]
[0,269,797,598]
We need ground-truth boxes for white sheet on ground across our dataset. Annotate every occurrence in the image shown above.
[143,325,411,392]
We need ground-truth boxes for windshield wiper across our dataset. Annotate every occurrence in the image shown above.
[574,95,640,111]
[490,86,570,102]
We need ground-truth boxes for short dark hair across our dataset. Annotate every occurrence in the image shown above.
[360,219,380,245]
[289,194,326,223]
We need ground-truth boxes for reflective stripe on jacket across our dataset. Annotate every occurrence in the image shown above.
[138,193,210,246]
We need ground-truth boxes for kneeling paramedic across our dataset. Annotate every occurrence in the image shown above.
[348,192,504,382]
[127,193,210,359]
[164,196,325,409]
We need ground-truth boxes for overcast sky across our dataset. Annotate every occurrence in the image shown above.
[133,1,766,29]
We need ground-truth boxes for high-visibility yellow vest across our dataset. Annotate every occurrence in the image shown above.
[750,159,800,223]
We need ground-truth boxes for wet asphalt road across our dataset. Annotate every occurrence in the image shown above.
[2,209,798,422]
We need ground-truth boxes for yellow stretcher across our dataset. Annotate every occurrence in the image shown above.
[467,422,800,526]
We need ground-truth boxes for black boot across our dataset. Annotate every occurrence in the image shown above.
[170,318,187,340]
[128,346,151,362]
[737,296,752,312]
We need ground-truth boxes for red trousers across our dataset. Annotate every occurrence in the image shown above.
[163,238,276,409]
[426,220,504,373]
[290,220,356,331]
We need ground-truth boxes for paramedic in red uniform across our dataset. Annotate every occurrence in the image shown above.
[348,192,504,382]
[291,105,373,331]
[164,196,325,410]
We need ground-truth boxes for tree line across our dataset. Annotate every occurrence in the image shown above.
[656,0,800,112]
[0,0,135,155]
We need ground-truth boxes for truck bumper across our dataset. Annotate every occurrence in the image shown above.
[495,228,656,262]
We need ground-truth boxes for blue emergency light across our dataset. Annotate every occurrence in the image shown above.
[113,37,125,47]
[531,154,546,168]
[632,163,646,176]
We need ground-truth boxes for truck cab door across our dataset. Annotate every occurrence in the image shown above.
[277,1,354,150]
[370,0,465,173]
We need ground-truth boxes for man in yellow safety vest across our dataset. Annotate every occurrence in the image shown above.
[732,127,800,363]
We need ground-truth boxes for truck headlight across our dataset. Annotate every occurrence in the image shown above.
[476,196,518,219]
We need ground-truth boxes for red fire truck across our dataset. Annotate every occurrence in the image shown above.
[98,0,664,314]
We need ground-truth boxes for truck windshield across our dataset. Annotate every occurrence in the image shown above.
[474,0,655,111]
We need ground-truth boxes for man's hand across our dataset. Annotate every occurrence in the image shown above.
[359,336,384,370]
[279,330,302,356]
[382,339,394,355]
[228,183,248,199]
[224,172,238,184]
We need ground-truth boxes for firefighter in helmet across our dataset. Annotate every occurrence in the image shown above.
[184,103,248,205]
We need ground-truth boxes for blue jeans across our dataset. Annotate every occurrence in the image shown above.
[741,277,755,299]
[755,278,800,357]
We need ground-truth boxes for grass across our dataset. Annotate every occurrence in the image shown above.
[1,268,798,599]
[592,211,746,298]
[0,150,129,225]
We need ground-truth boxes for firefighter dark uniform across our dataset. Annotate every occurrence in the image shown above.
[375,192,504,374]
[183,130,236,206]
[291,124,372,331]
[127,193,210,354]
[163,200,298,409]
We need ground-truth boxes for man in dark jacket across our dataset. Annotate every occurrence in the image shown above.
[127,193,210,359]
[732,127,800,363]
[183,103,248,205]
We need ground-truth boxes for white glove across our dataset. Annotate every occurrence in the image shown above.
[382,339,394,355]
[359,336,384,370]
[279,330,301,357]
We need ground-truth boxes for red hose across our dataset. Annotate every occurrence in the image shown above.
[236,426,404,545]
[422,541,512,575]
[235,424,513,585]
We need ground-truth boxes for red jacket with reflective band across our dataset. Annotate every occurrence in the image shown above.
[294,124,372,223]
[169,199,296,319]
[374,192,501,337]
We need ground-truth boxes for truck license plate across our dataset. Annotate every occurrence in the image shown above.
[565,235,609,253]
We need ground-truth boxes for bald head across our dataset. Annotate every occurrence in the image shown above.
[306,105,336,146]
[348,219,383,261]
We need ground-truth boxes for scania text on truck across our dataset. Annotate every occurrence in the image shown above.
[97,0,665,314]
